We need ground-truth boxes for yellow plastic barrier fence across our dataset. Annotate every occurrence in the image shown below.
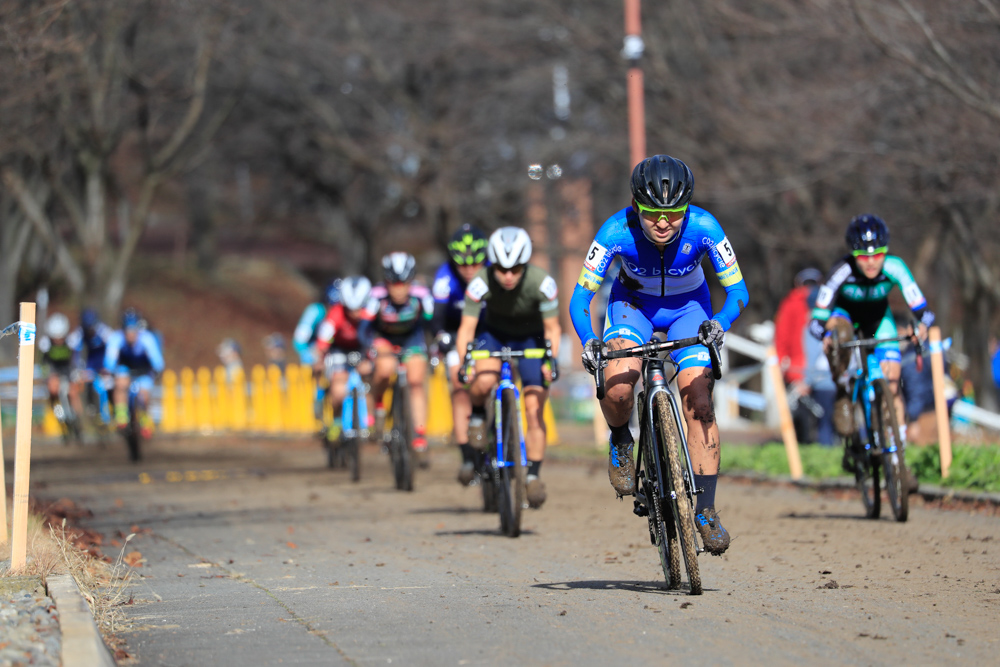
[156,361,558,443]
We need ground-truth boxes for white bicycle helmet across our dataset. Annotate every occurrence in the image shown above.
[382,252,417,283]
[46,313,70,339]
[341,275,373,310]
[487,227,532,268]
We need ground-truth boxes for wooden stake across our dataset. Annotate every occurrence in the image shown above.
[928,327,952,478]
[10,302,36,571]
[766,345,803,480]
[0,379,7,546]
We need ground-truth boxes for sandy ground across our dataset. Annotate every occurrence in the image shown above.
[20,436,1000,666]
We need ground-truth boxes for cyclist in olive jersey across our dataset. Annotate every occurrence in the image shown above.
[809,214,933,487]
[455,227,561,508]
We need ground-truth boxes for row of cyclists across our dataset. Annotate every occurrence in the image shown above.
[302,153,933,559]
[38,307,165,441]
[296,225,562,508]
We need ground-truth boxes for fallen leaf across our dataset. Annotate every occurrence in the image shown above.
[123,551,144,567]
[287,542,298,549]
[114,498,124,508]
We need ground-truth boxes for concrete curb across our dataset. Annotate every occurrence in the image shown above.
[47,574,116,667]
[725,471,1000,505]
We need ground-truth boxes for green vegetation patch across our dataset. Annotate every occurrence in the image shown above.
[721,442,1000,494]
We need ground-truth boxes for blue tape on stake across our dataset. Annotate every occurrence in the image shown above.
[929,340,943,354]
[18,322,36,346]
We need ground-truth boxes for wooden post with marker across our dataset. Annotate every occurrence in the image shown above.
[927,326,952,478]
[766,344,803,480]
[10,302,36,571]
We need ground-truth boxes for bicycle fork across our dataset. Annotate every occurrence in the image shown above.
[493,362,527,470]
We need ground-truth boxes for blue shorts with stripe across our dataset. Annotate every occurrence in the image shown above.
[602,282,714,371]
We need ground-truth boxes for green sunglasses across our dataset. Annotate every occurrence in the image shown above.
[635,202,689,217]
[852,246,887,258]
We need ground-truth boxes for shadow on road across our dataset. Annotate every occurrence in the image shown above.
[780,511,870,521]
[434,528,537,537]
[531,579,683,595]
[409,506,484,515]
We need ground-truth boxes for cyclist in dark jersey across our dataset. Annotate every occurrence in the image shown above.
[809,214,933,480]
[360,252,435,457]
[455,227,561,509]
[67,307,114,425]
[430,224,488,485]
[314,276,374,441]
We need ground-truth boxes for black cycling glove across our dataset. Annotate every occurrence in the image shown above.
[698,319,725,349]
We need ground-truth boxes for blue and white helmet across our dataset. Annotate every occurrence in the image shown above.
[487,227,532,269]
[340,276,372,310]
[382,252,417,283]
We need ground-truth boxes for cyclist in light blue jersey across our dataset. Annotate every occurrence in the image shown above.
[293,280,340,365]
[569,155,749,555]
[104,308,165,435]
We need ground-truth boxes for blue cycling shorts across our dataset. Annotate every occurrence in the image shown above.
[603,282,714,371]
[830,307,902,364]
[475,330,547,388]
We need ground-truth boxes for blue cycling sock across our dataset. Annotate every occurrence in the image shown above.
[693,474,718,513]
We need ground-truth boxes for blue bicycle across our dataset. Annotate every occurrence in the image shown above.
[831,332,920,522]
[461,342,557,538]
[326,351,368,482]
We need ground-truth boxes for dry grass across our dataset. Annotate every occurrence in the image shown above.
[1,500,136,640]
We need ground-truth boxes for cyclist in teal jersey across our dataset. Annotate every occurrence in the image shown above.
[809,215,934,479]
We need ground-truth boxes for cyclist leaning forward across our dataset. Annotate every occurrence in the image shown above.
[314,276,375,441]
[455,227,561,509]
[430,223,489,485]
[569,155,749,555]
[103,308,165,438]
[808,214,933,490]
[359,252,435,463]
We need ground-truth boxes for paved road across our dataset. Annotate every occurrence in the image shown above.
[25,437,1000,666]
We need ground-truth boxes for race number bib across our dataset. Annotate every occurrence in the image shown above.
[466,277,489,302]
[715,236,737,267]
[539,275,558,301]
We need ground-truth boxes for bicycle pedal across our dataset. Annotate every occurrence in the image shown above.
[633,499,649,517]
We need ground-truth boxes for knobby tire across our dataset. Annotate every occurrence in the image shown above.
[497,388,525,538]
[348,387,362,483]
[127,406,142,463]
[639,407,681,590]
[851,401,881,519]
[874,379,908,522]
[480,398,499,513]
[390,381,414,492]
[654,393,701,595]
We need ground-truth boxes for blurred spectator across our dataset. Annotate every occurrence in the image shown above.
[991,337,1000,394]
[897,316,954,444]
[217,338,243,381]
[775,267,832,443]
[263,333,287,371]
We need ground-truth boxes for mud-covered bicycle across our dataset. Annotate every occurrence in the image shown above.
[593,335,721,595]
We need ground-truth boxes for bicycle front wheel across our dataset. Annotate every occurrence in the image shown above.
[639,412,681,590]
[390,382,414,492]
[873,379,908,522]
[348,387,362,483]
[497,388,525,538]
[654,393,701,595]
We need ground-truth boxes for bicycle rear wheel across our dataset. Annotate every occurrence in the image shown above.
[849,401,881,519]
[497,388,525,538]
[873,379,908,522]
[638,414,681,590]
[654,393,701,595]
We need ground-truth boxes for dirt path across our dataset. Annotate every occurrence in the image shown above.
[25,438,1000,665]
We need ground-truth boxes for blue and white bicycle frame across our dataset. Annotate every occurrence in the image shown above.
[341,352,370,439]
[849,350,899,456]
[492,359,527,472]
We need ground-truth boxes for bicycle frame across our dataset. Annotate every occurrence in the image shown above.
[341,354,369,438]
[492,356,527,471]
[850,351,898,455]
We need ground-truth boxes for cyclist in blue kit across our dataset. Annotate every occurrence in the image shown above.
[570,155,749,555]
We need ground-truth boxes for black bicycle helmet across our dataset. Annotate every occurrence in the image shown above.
[845,214,889,253]
[447,224,488,266]
[382,252,417,283]
[630,155,694,209]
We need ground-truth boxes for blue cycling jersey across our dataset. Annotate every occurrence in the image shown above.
[104,329,165,376]
[431,262,467,332]
[292,302,327,364]
[67,322,113,373]
[569,205,749,344]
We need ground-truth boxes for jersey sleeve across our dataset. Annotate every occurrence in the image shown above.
[570,216,621,342]
[537,273,560,319]
[883,255,929,318]
[704,217,749,331]
[811,259,852,323]
[141,331,165,374]
[462,271,490,320]
[103,332,123,371]
[314,312,336,354]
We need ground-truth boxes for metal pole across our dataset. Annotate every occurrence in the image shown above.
[624,0,646,169]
